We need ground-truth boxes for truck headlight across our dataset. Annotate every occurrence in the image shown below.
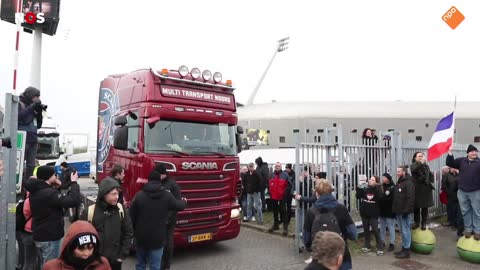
[230,208,240,219]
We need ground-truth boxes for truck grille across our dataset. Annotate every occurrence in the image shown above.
[175,174,232,230]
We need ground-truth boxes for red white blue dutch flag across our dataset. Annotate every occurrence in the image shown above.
[427,112,455,161]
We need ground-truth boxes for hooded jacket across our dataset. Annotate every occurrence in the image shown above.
[129,180,187,249]
[80,179,133,262]
[446,154,480,192]
[304,194,357,264]
[24,178,82,242]
[43,221,110,270]
[255,157,269,189]
[18,87,43,143]
[161,175,182,224]
[392,175,415,215]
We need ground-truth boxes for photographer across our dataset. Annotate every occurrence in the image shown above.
[18,86,47,179]
[59,162,76,191]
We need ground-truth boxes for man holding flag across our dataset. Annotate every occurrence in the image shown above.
[446,145,480,241]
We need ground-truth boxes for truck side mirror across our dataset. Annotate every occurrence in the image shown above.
[236,133,242,154]
[114,116,127,126]
[113,126,128,150]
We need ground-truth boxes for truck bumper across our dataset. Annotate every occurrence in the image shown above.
[174,218,241,247]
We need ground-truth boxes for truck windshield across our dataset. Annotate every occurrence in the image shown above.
[145,120,237,156]
[37,134,61,160]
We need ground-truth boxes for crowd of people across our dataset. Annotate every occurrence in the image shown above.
[16,162,185,270]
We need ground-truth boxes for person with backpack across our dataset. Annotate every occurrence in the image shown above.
[379,173,396,252]
[356,175,384,255]
[24,166,82,268]
[17,191,40,270]
[304,179,358,270]
[81,178,133,270]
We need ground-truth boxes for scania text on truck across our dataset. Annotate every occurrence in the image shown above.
[96,66,243,247]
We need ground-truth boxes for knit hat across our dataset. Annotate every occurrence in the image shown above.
[382,173,392,182]
[36,166,56,181]
[285,163,292,169]
[467,144,478,153]
[148,170,161,182]
[154,164,167,175]
[71,233,98,249]
[22,86,40,101]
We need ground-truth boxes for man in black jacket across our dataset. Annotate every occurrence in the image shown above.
[81,178,133,270]
[130,171,187,270]
[446,145,480,240]
[245,162,263,225]
[392,165,415,259]
[24,165,82,268]
[255,157,269,211]
[18,86,45,179]
[154,164,182,270]
[379,173,396,252]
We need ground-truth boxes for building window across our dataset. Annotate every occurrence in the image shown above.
[267,130,270,134]
[317,129,324,133]
[474,136,480,143]
[416,136,422,141]
[314,136,317,143]
[425,123,429,128]
[335,136,338,143]
[388,129,395,132]
[293,129,299,133]
[351,129,357,133]
[408,129,415,133]
[306,129,310,133]
[279,136,286,143]
[333,123,337,127]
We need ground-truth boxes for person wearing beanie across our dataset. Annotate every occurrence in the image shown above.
[153,164,181,270]
[255,157,270,211]
[379,172,396,252]
[447,144,480,240]
[81,179,133,270]
[18,86,44,179]
[43,221,110,270]
[24,166,82,268]
[130,169,187,270]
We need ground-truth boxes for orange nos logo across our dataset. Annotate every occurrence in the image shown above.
[442,6,464,30]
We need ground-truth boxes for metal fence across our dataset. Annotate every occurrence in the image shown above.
[293,125,472,252]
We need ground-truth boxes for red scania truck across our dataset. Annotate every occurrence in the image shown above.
[96,66,243,247]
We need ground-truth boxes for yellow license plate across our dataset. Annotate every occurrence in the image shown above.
[189,233,212,243]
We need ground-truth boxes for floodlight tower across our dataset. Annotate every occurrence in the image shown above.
[246,37,289,106]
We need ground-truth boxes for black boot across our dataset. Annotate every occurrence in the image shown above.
[394,247,404,256]
[395,248,410,259]
[421,223,427,230]
[412,223,420,230]
[282,225,288,236]
[388,243,395,252]
[268,224,279,233]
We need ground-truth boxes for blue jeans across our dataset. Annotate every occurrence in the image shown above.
[241,193,247,217]
[458,189,480,234]
[247,192,263,222]
[136,247,164,270]
[379,217,396,245]
[396,214,411,249]
[35,240,61,268]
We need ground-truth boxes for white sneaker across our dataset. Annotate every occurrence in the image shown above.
[252,217,256,222]
[304,257,312,264]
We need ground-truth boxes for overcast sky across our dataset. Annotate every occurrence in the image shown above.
[1,0,480,142]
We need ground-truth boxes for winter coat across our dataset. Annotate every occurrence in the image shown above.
[299,175,314,210]
[305,261,330,270]
[43,221,111,270]
[392,176,415,215]
[129,180,187,249]
[101,177,124,204]
[24,178,82,242]
[410,162,434,208]
[161,176,182,224]
[255,158,269,189]
[268,170,290,200]
[441,172,459,202]
[356,185,383,218]
[244,171,261,194]
[18,95,43,143]
[379,182,395,218]
[304,194,358,265]
[446,155,480,192]
[80,179,133,262]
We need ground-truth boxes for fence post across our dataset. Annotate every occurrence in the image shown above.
[0,93,19,270]
[336,125,344,204]
[294,131,301,253]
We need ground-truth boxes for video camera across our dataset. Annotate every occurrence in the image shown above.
[1,137,12,149]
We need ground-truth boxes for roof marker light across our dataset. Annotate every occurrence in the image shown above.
[161,69,168,76]
[226,80,232,87]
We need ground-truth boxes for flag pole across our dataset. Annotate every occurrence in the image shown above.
[452,95,457,146]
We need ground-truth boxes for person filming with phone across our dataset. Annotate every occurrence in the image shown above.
[24,166,83,268]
